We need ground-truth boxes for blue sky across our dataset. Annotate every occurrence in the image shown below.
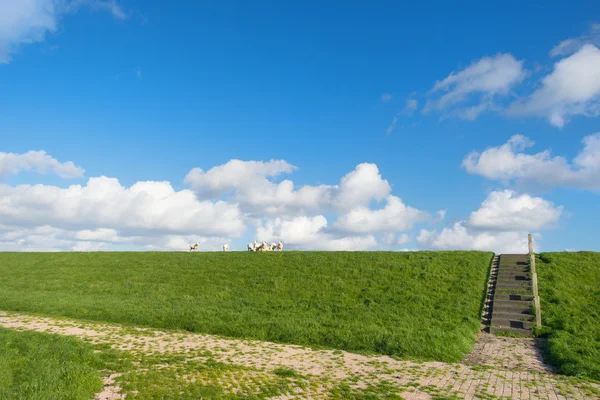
[1,0,599,252]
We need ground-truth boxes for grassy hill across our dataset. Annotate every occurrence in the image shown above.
[0,251,492,362]
[537,252,600,381]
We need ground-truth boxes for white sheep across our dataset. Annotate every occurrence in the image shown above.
[223,244,229,252]
[247,243,255,251]
[270,243,277,251]
[189,242,199,251]
[277,241,283,251]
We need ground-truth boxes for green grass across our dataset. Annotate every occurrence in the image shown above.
[537,252,600,381]
[0,251,492,362]
[0,327,108,399]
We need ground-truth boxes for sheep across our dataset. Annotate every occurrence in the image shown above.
[254,241,268,251]
[277,241,283,251]
[247,243,255,251]
[223,244,229,252]
[189,242,199,252]
[270,243,277,251]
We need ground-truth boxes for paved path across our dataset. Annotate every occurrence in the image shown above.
[0,311,598,399]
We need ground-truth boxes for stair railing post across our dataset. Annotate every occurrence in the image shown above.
[528,234,542,329]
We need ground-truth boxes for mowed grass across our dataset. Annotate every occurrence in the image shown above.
[0,251,492,362]
[537,252,600,381]
[0,328,107,399]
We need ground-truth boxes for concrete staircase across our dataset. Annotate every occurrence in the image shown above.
[489,254,534,337]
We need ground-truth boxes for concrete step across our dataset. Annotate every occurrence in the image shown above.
[493,312,535,321]
[494,290,532,298]
[497,271,529,275]
[497,274,531,281]
[494,300,532,308]
[491,317,534,330]
[497,265,529,270]
[490,326,533,337]
[496,281,532,289]
[493,304,533,314]
[494,293,534,301]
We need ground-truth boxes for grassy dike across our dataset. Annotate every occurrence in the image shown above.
[537,252,600,381]
[0,251,493,362]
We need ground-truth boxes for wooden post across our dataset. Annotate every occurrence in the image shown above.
[528,233,542,329]
[528,233,533,255]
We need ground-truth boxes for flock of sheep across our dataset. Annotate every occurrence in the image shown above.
[188,240,283,252]
[247,240,283,252]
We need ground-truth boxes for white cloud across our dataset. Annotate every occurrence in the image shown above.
[0,0,126,63]
[185,159,296,198]
[381,93,392,103]
[508,45,600,127]
[88,0,127,20]
[0,150,84,178]
[436,209,447,221]
[424,53,526,119]
[418,190,560,253]
[256,216,378,251]
[332,195,427,234]
[462,133,600,191]
[186,161,393,216]
[386,116,398,135]
[1,154,432,251]
[550,24,600,57]
[396,233,410,245]
[403,99,418,115]
[0,223,228,252]
[0,177,245,238]
[467,190,562,231]
[74,228,132,242]
[417,223,530,253]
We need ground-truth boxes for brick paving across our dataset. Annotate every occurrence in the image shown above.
[1,311,598,399]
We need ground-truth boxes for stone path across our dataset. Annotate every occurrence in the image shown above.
[0,311,598,399]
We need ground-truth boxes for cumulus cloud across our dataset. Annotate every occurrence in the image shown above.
[436,209,447,221]
[256,216,378,251]
[417,190,561,253]
[467,190,562,231]
[0,177,244,239]
[508,45,600,127]
[424,53,526,119]
[185,159,297,198]
[186,161,393,216]
[462,133,600,191]
[396,233,411,245]
[0,150,84,178]
[417,223,530,253]
[0,224,227,252]
[0,0,126,63]
[332,195,427,234]
[550,24,600,57]
[1,152,431,251]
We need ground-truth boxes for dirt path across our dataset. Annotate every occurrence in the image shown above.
[0,311,598,399]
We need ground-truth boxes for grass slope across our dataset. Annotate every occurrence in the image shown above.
[537,252,600,381]
[0,251,492,362]
[0,328,106,399]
